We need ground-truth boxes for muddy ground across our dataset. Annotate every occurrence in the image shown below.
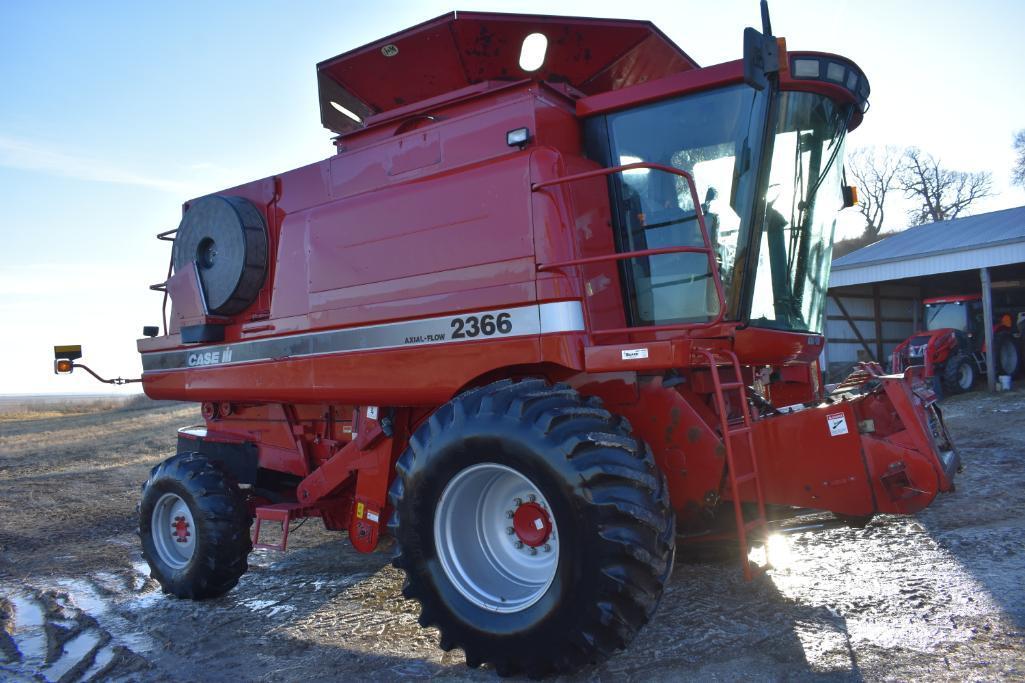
[1,389,1023,682]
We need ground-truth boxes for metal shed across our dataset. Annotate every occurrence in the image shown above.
[825,205,1025,388]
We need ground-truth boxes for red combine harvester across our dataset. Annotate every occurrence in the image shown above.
[891,294,1022,393]
[56,8,960,676]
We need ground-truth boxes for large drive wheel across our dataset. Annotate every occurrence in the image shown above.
[941,353,976,394]
[995,332,1020,376]
[388,379,675,677]
[140,453,252,599]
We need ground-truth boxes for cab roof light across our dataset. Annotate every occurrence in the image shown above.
[329,101,362,124]
[518,33,548,72]
[826,62,846,83]
[792,58,820,78]
[507,127,530,147]
[789,55,870,113]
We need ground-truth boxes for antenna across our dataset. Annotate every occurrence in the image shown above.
[760,0,773,36]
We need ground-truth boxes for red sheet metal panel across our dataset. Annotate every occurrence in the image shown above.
[317,11,697,133]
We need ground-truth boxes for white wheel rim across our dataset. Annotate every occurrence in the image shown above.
[959,363,972,390]
[151,492,197,569]
[433,463,559,613]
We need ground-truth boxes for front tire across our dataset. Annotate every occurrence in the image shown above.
[941,353,976,394]
[140,452,252,599]
[388,379,674,677]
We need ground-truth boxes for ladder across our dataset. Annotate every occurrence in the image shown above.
[252,503,303,552]
[696,349,769,580]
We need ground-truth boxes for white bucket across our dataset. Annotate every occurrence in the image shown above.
[999,375,1012,391]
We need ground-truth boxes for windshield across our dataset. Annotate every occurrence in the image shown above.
[747,91,852,333]
[601,85,768,326]
[925,303,969,331]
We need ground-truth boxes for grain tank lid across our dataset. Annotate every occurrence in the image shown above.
[317,11,698,135]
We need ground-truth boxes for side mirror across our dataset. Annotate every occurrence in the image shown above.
[743,28,782,91]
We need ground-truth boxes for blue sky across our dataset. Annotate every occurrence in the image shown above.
[2,0,1024,394]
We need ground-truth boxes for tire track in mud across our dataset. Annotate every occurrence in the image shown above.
[0,581,151,682]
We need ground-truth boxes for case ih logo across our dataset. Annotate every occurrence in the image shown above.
[187,348,233,367]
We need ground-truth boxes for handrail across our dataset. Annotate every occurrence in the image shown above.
[538,245,711,272]
[531,161,727,333]
[154,228,177,335]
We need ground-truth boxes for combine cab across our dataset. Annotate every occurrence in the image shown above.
[59,8,960,677]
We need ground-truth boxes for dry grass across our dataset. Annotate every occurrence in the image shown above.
[0,394,174,422]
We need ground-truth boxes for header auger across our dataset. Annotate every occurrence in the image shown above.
[60,7,958,677]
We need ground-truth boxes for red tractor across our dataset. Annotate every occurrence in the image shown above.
[56,9,960,677]
[891,294,1021,394]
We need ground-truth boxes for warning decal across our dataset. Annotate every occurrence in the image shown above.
[826,412,849,437]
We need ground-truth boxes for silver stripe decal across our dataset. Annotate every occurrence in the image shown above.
[141,302,585,372]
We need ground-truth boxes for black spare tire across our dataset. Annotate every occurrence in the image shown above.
[172,195,268,316]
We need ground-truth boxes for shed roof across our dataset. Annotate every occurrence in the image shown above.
[830,205,1025,287]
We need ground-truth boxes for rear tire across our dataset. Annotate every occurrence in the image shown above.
[941,354,976,394]
[388,379,675,677]
[995,332,1020,376]
[140,453,252,599]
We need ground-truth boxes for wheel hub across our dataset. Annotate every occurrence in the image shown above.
[172,515,191,543]
[433,463,560,613]
[151,492,197,569]
[512,502,551,547]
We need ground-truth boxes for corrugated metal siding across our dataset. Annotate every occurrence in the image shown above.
[833,205,1025,270]
[824,284,920,376]
[831,241,1025,287]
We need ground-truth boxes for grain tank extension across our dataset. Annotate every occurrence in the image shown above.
[58,9,959,677]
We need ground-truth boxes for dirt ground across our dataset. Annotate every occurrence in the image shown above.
[1,389,1024,682]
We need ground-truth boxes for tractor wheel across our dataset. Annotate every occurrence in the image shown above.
[941,353,976,394]
[388,379,675,677]
[995,332,1020,376]
[139,452,252,599]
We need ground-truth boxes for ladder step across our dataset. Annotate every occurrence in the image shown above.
[252,503,303,552]
[727,426,751,436]
[719,381,744,390]
[734,472,757,484]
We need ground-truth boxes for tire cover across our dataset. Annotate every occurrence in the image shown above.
[172,195,268,316]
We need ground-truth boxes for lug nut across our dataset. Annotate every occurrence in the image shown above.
[506,510,514,519]
[506,527,515,535]
[514,497,523,506]
[543,544,551,552]
[514,541,524,549]
[529,547,538,556]
[528,494,536,502]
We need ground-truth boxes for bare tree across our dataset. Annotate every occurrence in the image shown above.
[847,145,901,238]
[1013,129,1025,187]
[899,147,993,225]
